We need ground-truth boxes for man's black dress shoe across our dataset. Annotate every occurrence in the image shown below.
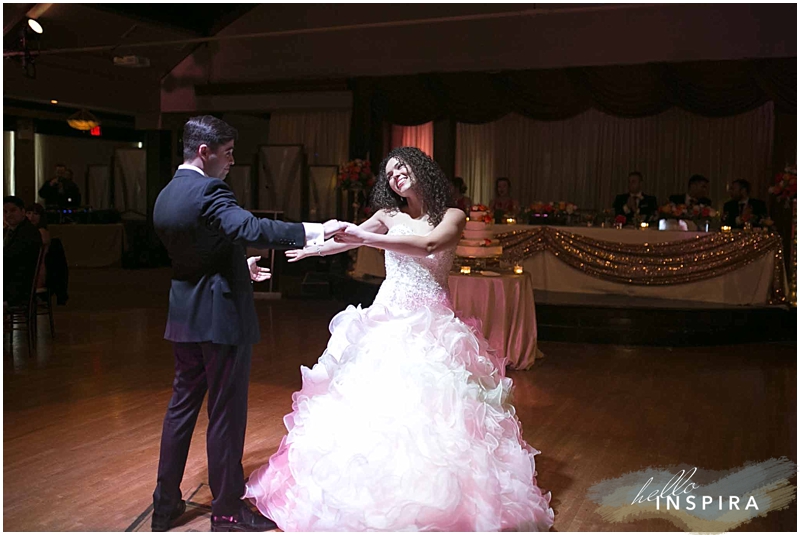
[151,499,187,531]
[211,504,278,532]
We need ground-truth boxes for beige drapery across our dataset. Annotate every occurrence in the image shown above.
[455,103,775,211]
[267,110,351,166]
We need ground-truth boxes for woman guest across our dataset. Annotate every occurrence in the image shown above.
[26,203,50,289]
[489,177,519,220]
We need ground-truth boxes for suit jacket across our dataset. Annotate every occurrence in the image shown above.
[3,218,43,306]
[153,168,306,346]
[612,193,658,224]
[722,198,768,228]
[668,194,713,207]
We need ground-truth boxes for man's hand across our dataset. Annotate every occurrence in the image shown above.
[247,256,271,282]
[322,219,350,240]
[626,196,638,213]
[333,224,368,245]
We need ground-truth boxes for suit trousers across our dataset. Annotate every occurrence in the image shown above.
[153,341,251,516]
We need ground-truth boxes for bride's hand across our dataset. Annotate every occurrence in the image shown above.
[286,247,312,263]
[333,224,367,245]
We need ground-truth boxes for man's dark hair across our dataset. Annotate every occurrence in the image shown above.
[732,179,751,194]
[688,174,709,187]
[3,196,25,209]
[628,171,643,180]
[182,115,238,161]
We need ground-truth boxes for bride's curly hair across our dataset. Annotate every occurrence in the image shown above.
[370,147,455,227]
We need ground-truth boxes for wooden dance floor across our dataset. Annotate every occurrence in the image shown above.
[4,268,797,531]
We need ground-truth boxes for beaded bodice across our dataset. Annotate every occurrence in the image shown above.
[372,224,456,312]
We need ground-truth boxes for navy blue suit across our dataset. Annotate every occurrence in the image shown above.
[152,168,306,516]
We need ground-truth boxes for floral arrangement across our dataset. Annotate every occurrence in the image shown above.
[768,167,797,205]
[519,201,578,224]
[337,159,375,191]
[658,203,718,220]
[735,206,774,229]
[469,205,494,223]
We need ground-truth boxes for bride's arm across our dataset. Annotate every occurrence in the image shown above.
[334,208,466,258]
[286,210,389,262]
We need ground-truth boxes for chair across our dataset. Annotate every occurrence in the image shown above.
[4,246,45,356]
[35,285,55,338]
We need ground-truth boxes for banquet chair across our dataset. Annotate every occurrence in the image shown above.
[4,246,45,357]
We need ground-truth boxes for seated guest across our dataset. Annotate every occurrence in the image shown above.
[612,171,658,225]
[450,177,472,214]
[26,203,50,289]
[489,177,519,220]
[722,179,768,228]
[3,196,43,307]
[669,174,712,208]
[38,165,82,208]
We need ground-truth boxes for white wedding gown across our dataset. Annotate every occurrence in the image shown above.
[243,224,555,531]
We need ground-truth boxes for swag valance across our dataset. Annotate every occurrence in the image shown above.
[496,227,787,305]
[357,57,796,125]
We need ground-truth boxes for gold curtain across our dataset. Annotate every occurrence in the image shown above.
[497,227,787,304]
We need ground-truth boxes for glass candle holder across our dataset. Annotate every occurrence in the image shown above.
[721,225,732,232]
[639,222,649,230]
[513,264,524,274]
[460,265,471,275]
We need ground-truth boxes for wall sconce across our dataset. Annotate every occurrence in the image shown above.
[460,265,471,275]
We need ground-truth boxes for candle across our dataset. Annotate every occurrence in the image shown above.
[640,222,649,229]
[506,217,516,224]
[721,225,732,232]
[513,264,524,274]
[460,265,471,275]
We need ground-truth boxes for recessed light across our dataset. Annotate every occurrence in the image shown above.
[27,19,43,34]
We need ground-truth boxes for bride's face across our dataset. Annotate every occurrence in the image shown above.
[385,157,416,197]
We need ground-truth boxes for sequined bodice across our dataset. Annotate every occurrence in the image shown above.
[372,224,456,312]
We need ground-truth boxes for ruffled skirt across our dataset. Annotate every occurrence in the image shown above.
[243,303,554,531]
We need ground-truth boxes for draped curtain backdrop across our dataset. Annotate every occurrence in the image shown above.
[351,58,795,208]
[268,110,351,166]
[390,122,434,158]
[456,104,775,210]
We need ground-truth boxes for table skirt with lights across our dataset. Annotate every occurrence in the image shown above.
[353,224,788,306]
[497,225,788,306]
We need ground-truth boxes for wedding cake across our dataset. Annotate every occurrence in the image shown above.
[456,205,503,258]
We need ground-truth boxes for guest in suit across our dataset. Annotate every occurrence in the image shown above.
[3,196,43,307]
[151,116,347,532]
[722,179,768,228]
[612,171,658,225]
[669,174,712,207]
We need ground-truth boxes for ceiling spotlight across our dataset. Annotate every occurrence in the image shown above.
[27,19,43,34]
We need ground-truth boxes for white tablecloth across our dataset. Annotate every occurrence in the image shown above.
[448,272,543,370]
[353,225,786,305]
[500,225,785,306]
[49,224,126,268]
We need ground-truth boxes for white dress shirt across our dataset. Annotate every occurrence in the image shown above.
[177,164,324,246]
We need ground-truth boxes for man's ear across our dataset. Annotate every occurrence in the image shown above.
[198,144,210,159]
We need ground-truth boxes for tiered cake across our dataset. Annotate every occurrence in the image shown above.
[456,205,503,258]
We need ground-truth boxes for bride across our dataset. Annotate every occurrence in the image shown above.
[243,147,554,531]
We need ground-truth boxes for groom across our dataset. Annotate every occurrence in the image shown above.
[151,115,347,532]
